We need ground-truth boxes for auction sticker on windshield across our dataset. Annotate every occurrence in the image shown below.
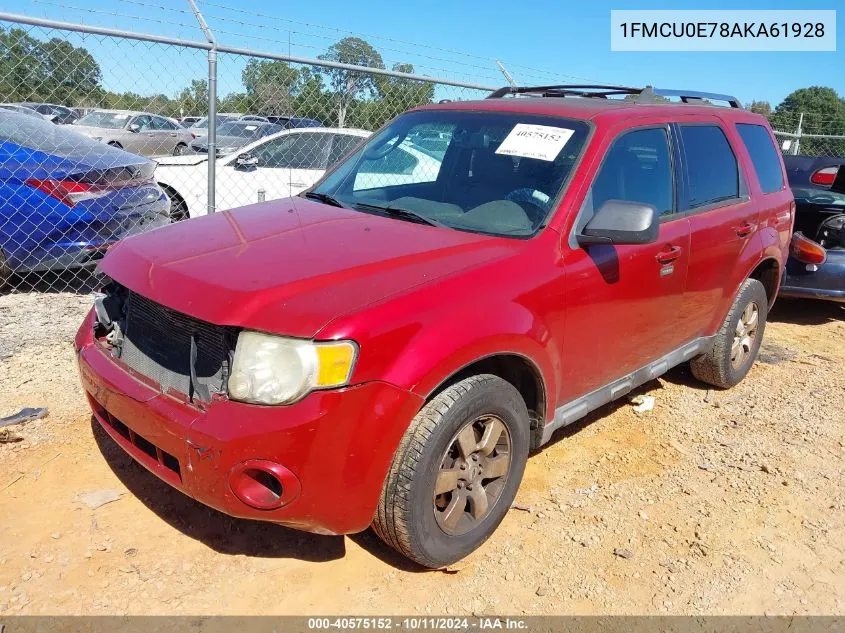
[495,124,575,161]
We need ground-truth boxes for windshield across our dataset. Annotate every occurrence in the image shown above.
[75,111,131,129]
[312,110,590,237]
[194,114,238,129]
[217,121,263,138]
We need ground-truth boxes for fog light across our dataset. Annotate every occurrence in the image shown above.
[228,460,300,510]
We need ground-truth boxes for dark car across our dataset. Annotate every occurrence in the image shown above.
[263,115,323,129]
[189,120,283,156]
[0,111,169,288]
[20,102,79,125]
[780,154,845,302]
[77,85,791,568]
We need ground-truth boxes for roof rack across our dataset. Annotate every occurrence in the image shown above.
[487,84,742,108]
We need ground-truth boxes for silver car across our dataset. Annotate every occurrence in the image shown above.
[72,110,193,156]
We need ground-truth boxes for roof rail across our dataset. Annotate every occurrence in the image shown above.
[487,84,642,99]
[487,84,743,108]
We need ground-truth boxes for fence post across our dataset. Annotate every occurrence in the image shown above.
[207,47,217,213]
[794,112,804,156]
[186,0,217,213]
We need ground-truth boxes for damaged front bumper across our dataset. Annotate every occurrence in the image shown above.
[75,309,423,535]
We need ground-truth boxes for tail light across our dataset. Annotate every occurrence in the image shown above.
[25,178,110,208]
[810,166,839,186]
[790,232,827,266]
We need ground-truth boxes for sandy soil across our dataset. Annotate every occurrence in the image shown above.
[0,292,843,615]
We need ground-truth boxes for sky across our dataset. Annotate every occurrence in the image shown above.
[0,0,842,108]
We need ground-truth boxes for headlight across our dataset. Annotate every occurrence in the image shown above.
[227,331,358,405]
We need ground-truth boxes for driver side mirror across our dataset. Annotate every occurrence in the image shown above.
[576,200,658,246]
[128,123,141,133]
[235,153,259,171]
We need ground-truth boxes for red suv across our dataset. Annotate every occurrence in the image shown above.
[75,85,793,568]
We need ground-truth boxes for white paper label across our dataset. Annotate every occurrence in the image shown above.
[245,125,257,131]
[114,114,129,120]
[495,124,574,161]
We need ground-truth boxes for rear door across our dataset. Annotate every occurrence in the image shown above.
[676,121,760,338]
[149,116,178,155]
[561,124,691,402]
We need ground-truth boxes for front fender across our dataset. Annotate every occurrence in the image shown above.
[369,301,559,422]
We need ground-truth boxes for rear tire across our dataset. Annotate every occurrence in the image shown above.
[691,278,768,388]
[173,143,188,156]
[107,141,122,149]
[373,374,530,568]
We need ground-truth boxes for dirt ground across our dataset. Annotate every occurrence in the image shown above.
[0,291,843,616]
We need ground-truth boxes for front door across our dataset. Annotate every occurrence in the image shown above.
[560,125,691,404]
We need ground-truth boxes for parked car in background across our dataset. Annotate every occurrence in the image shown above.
[0,103,47,119]
[184,113,244,139]
[0,111,169,288]
[73,110,193,156]
[780,154,845,302]
[188,120,283,156]
[20,102,79,124]
[77,85,792,568]
[179,116,203,127]
[155,127,369,219]
[263,115,323,129]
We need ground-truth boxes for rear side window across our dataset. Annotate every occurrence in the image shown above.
[680,125,739,208]
[736,123,784,194]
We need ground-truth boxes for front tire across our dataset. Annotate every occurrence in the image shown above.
[691,278,768,388]
[0,249,11,292]
[373,374,530,568]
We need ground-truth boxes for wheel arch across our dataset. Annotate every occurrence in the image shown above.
[748,256,781,309]
[422,351,549,450]
[157,182,189,221]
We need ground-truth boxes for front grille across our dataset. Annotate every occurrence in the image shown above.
[118,291,233,403]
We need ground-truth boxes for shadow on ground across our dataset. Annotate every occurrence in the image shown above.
[91,416,347,563]
[770,297,844,325]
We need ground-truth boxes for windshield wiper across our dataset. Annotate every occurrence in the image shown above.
[354,202,447,228]
[302,191,346,208]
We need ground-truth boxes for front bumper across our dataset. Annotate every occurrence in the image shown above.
[781,250,845,303]
[76,312,423,534]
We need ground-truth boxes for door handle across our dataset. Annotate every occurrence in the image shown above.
[734,222,753,237]
[656,245,683,264]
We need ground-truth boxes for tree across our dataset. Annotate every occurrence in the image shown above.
[771,86,845,155]
[746,100,772,116]
[40,38,101,104]
[177,79,208,116]
[319,37,384,127]
[242,59,300,114]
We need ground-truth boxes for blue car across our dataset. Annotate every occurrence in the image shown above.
[780,154,845,303]
[0,111,170,288]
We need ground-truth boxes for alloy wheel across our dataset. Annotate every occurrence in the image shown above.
[731,301,759,368]
[433,415,512,536]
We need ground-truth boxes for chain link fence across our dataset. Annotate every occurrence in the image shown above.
[770,111,845,158]
[0,13,493,293]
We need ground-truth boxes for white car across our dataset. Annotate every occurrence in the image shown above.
[155,127,372,219]
[155,127,454,223]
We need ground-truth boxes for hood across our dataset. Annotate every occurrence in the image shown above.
[100,198,519,337]
[156,154,209,167]
[190,135,248,153]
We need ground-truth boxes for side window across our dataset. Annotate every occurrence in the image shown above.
[250,133,330,169]
[679,125,739,207]
[736,123,784,194]
[589,127,674,218]
[133,115,152,130]
[328,134,363,165]
[149,117,168,130]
